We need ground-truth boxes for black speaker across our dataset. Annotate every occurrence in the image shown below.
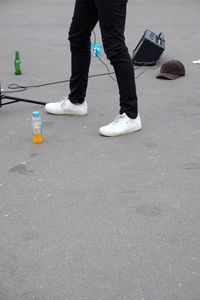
[132,30,165,66]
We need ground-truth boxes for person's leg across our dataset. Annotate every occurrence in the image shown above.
[95,0,138,119]
[45,0,98,115]
[68,0,98,104]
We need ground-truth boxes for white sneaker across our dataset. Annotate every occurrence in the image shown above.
[45,97,88,116]
[99,113,142,137]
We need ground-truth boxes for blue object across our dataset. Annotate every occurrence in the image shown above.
[91,43,102,57]
[32,111,40,117]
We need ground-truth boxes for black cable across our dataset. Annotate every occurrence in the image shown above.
[135,61,161,79]
[7,79,70,92]
[3,63,160,94]
[95,56,116,81]
[3,31,160,94]
[92,30,97,45]
[92,30,116,81]
[3,85,27,93]
[4,72,116,93]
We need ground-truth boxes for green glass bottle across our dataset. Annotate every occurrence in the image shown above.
[14,50,22,75]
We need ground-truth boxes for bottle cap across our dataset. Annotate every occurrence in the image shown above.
[32,111,40,117]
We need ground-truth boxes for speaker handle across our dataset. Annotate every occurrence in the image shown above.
[157,32,164,41]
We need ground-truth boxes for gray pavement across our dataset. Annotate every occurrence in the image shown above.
[0,0,200,299]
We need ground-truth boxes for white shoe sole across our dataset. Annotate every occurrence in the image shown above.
[99,125,142,137]
[45,102,88,116]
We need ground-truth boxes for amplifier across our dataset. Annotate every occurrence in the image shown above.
[132,30,165,66]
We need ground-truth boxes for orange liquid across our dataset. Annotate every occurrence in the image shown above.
[32,133,43,144]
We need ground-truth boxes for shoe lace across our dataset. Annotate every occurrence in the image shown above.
[59,96,68,106]
[112,114,127,124]
[59,96,68,102]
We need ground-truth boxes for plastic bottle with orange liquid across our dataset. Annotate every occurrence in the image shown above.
[32,111,43,144]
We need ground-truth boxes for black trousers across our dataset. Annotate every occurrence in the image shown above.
[68,0,138,118]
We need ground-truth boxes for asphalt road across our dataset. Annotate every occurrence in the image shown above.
[0,0,200,299]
